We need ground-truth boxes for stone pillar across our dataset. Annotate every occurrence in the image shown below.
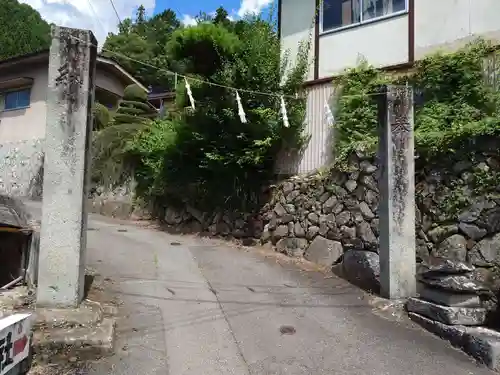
[377,85,416,300]
[37,26,97,307]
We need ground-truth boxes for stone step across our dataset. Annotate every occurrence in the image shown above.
[33,300,103,329]
[33,317,116,362]
[409,312,500,371]
[406,297,487,326]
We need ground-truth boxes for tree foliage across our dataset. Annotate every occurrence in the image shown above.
[333,39,500,162]
[0,0,51,60]
[127,11,311,211]
[102,6,181,90]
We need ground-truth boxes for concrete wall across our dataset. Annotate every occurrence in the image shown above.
[415,0,500,59]
[0,63,129,198]
[319,14,408,77]
[280,0,316,81]
[281,0,500,79]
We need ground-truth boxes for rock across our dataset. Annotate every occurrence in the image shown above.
[304,236,343,267]
[364,189,379,207]
[459,223,487,241]
[318,192,331,204]
[469,233,500,266]
[294,222,305,238]
[340,225,356,240]
[478,207,500,233]
[418,274,492,295]
[306,226,320,240]
[358,202,375,220]
[280,214,294,224]
[323,196,339,214]
[307,212,319,225]
[406,297,487,326]
[419,258,474,277]
[319,222,329,237]
[409,313,500,371]
[271,225,289,244]
[357,221,377,246]
[416,240,430,263]
[165,207,183,225]
[286,190,300,203]
[261,224,271,243]
[342,250,380,291]
[432,234,468,261]
[284,204,296,214]
[282,181,294,195]
[419,287,481,307]
[359,175,378,191]
[336,211,351,226]
[274,202,287,217]
[428,225,459,244]
[276,238,309,258]
[370,218,379,236]
[360,160,377,173]
[345,180,357,192]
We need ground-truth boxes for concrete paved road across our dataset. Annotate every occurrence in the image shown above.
[20,197,490,375]
[76,215,494,375]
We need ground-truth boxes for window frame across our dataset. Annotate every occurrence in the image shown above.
[1,87,32,112]
[319,0,409,35]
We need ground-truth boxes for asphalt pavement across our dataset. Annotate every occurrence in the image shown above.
[74,215,494,375]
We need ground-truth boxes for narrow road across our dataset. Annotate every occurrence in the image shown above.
[73,215,492,375]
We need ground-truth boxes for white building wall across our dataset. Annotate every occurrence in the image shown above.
[415,0,500,58]
[319,15,408,77]
[280,0,316,81]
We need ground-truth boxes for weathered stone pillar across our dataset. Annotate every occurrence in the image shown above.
[377,85,417,300]
[37,26,97,307]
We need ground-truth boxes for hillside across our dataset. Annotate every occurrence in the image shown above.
[0,0,51,60]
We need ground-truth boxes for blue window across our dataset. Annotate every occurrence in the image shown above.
[4,89,31,110]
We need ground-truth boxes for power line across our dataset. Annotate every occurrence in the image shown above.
[85,0,107,36]
[108,0,123,29]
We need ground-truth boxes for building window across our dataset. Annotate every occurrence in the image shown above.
[321,0,407,33]
[3,89,31,111]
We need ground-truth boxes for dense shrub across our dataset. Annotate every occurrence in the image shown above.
[128,14,311,212]
[333,39,500,162]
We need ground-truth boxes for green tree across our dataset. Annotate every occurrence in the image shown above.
[92,84,157,186]
[102,5,181,89]
[93,103,112,130]
[0,0,51,60]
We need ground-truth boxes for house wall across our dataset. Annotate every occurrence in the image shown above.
[415,0,500,59]
[0,63,130,198]
[318,14,408,77]
[278,0,500,175]
[280,0,316,81]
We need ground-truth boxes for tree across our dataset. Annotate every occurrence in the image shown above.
[0,0,51,60]
[102,5,181,90]
[92,84,157,186]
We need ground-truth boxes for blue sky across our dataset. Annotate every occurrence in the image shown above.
[20,0,275,45]
[153,0,274,26]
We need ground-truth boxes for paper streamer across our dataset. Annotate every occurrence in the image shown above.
[324,100,334,127]
[280,96,289,128]
[185,78,195,110]
[235,91,247,123]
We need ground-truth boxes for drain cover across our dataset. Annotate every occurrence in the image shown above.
[279,325,296,335]
[170,242,181,246]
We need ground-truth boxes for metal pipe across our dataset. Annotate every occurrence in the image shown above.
[0,275,23,290]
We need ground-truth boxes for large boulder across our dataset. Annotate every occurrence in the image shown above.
[304,236,343,267]
[342,250,380,292]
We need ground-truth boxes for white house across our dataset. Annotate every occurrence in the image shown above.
[277,0,500,174]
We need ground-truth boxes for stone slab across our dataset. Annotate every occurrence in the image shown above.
[419,287,481,307]
[33,317,116,361]
[304,236,343,267]
[406,297,486,326]
[34,300,103,329]
[409,312,500,371]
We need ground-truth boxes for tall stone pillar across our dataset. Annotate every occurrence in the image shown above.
[377,85,417,300]
[37,26,97,307]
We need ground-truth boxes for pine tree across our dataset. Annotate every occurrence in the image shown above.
[114,84,157,125]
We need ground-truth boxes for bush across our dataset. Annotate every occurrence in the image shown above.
[93,103,112,130]
[333,39,500,162]
[149,15,310,211]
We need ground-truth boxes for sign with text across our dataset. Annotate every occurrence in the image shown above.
[0,314,33,375]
